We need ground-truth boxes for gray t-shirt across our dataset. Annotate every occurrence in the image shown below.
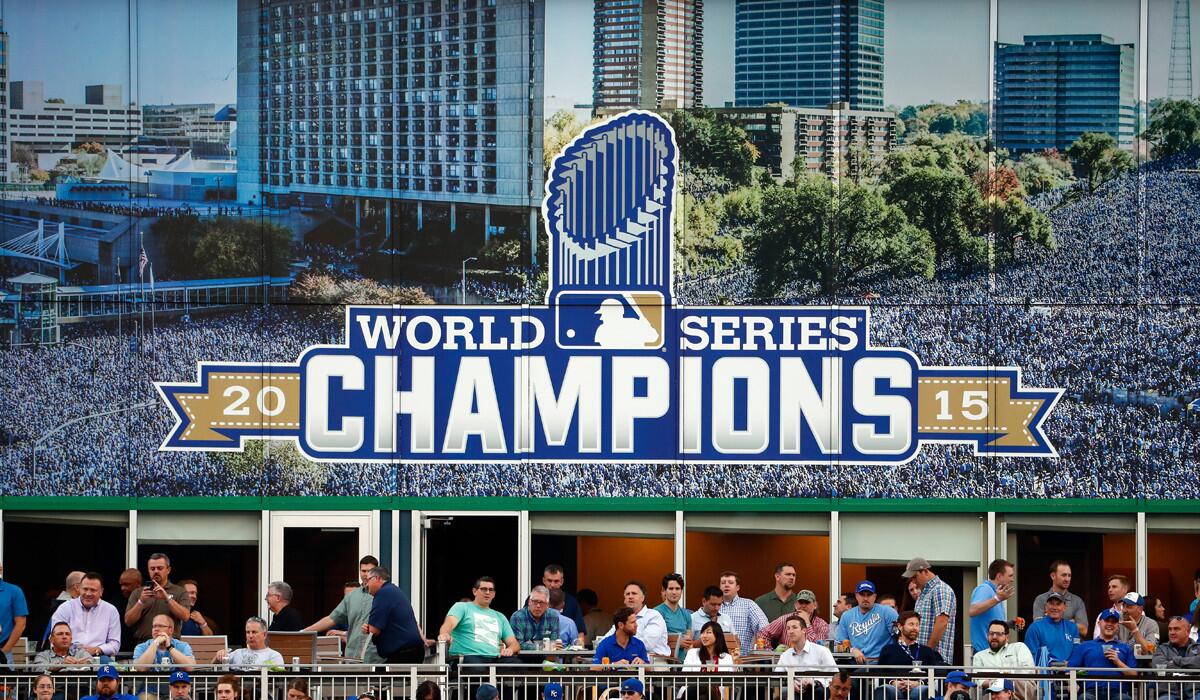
[227,646,285,670]
[1032,590,1088,630]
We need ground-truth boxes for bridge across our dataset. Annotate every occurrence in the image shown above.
[0,220,76,281]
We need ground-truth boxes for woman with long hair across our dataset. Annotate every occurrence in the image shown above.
[682,621,735,700]
[31,674,56,700]
[1144,595,1170,643]
[286,680,310,700]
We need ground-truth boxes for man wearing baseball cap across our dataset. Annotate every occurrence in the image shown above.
[619,679,645,700]
[982,679,1014,700]
[81,665,137,700]
[903,558,957,665]
[941,672,976,700]
[1116,592,1159,648]
[1068,609,1136,700]
[168,671,192,700]
[833,581,898,664]
[544,682,564,700]
[756,590,830,648]
[1024,592,1080,664]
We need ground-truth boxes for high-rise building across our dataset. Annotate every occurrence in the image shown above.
[142,103,234,158]
[8,81,142,154]
[593,0,704,113]
[0,21,9,183]
[994,34,1136,154]
[734,0,884,110]
[238,0,544,245]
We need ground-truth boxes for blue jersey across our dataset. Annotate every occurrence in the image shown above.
[1067,639,1135,692]
[834,604,898,660]
[969,581,1007,654]
[1024,616,1079,664]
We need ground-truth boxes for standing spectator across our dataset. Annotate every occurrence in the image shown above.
[1068,610,1137,700]
[33,621,95,672]
[756,563,800,622]
[265,581,303,631]
[1116,592,1160,647]
[969,559,1015,654]
[116,569,141,652]
[718,571,769,653]
[683,620,734,670]
[46,572,85,627]
[177,581,216,636]
[655,573,692,635]
[510,585,562,650]
[362,567,424,663]
[578,589,608,645]
[1032,561,1089,637]
[596,581,670,656]
[539,565,587,634]
[875,612,946,700]
[132,614,196,670]
[903,557,957,664]
[774,616,837,699]
[51,572,121,659]
[549,589,584,647]
[212,617,285,669]
[303,555,384,662]
[1094,575,1132,638]
[0,562,29,668]
[124,554,190,643]
[437,576,519,664]
[834,581,898,664]
[81,665,137,700]
[971,621,1037,700]
[1024,593,1080,664]
[592,608,648,667]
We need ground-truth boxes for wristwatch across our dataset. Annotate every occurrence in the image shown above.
[167,594,175,601]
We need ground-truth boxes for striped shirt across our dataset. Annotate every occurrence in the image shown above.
[915,576,957,664]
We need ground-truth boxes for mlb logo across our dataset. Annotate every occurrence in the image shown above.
[554,291,665,350]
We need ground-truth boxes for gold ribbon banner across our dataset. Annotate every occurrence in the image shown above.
[159,366,302,446]
[915,371,1058,455]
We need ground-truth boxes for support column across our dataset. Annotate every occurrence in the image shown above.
[385,200,392,242]
[674,511,686,600]
[354,198,363,249]
[450,203,457,233]
[529,208,538,262]
[829,511,840,615]
[484,205,492,241]
[417,201,424,231]
[1136,512,1147,595]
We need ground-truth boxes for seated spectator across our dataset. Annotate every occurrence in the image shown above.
[1068,609,1136,700]
[758,591,829,648]
[542,683,562,700]
[1117,593,1159,647]
[656,574,692,636]
[596,581,670,656]
[510,585,562,650]
[940,673,977,700]
[416,680,441,700]
[592,607,648,668]
[31,674,57,700]
[132,614,196,670]
[829,671,855,700]
[212,616,285,669]
[683,621,734,671]
[168,671,191,700]
[34,622,94,672]
[81,665,137,700]
[687,586,733,649]
[1152,616,1200,700]
[1024,593,1080,664]
[579,589,608,644]
[983,680,1015,700]
[874,612,945,700]
[178,581,216,636]
[619,679,644,700]
[880,595,899,611]
[266,581,304,632]
[215,675,241,700]
[437,576,520,663]
[972,621,1037,700]
[50,572,120,660]
[286,679,310,700]
[834,581,898,664]
[775,616,837,700]
[550,588,585,647]
[832,595,853,627]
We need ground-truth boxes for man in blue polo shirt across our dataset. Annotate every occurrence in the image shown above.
[363,567,424,663]
[1068,609,1136,700]
[0,563,29,668]
[969,560,1015,654]
[592,608,648,668]
[835,581,898,664]
[1024,593,1080,664]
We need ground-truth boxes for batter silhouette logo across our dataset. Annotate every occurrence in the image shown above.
[157,111,1062,464]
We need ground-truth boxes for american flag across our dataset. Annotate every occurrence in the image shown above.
[138,245,148,279]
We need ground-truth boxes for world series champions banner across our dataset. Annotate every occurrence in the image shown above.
[157,112,1062,465]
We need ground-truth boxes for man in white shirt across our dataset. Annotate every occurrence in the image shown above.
[775,616,837,699]
[596,581,669,656]
[972,620,1037,700]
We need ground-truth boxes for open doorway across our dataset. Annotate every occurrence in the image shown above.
[422,515,519,625]
[136,543,258,645]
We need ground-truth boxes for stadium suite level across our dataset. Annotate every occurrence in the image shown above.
[3,504,1199,666]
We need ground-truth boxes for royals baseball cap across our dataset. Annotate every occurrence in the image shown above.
[1098,609,1122,622]
[901,557,932,578]
[985,680,1015,694]
[476,685,499,700]
[621,679,645,695]
[797,589,817,603]
[856,580,877,594]
[97,665,120,680]
[169,671,191,685]
[1122,592,1145,607]
[945,672,975,688]
[1045,592,1066,603]
[544,683,564,700]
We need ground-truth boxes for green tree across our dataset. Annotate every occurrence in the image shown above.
[673,193,743,276]
[1140,99,1200,159]
[668,109,758,186]
[751,178,934,298]
[1014,152,1074,195]
[169,217,295,278]
[928,112,961,134]
[987,198,1055,267]
[543,109,591,170]
[1067,132,1134,193]
[886,168,987,267]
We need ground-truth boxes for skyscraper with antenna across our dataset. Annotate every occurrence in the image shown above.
[1169,0,1194,99]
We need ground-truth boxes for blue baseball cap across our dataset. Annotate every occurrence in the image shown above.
[96,665,120,680]
[985,680,1015,694]
[544,683,564,700]
[169,671,191,685]
[856,580,877,594]
[1122,592,1145,607]
[476,684,499,700]
[1098,609,1122,622]
[945,671,975,688]
[621,679,644,695]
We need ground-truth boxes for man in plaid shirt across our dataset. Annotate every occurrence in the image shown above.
[718,571,769,653]
[903,557,957,664]
[509,585,562,650]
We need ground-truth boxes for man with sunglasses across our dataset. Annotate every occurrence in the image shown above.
[438,576,520,665]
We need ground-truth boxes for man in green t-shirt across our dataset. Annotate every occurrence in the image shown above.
[302,555,386,663]
[438,576,520,665]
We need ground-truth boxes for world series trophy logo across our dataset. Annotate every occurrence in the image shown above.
[545,111,674,350]
[157,111,1062,466]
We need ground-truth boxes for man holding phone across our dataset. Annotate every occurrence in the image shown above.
[124,554,191,643]
[969,559,1016,655]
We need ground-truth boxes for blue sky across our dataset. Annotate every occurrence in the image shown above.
[1,0,1193,110]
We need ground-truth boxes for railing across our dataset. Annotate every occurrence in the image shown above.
[0,665,1197,700]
